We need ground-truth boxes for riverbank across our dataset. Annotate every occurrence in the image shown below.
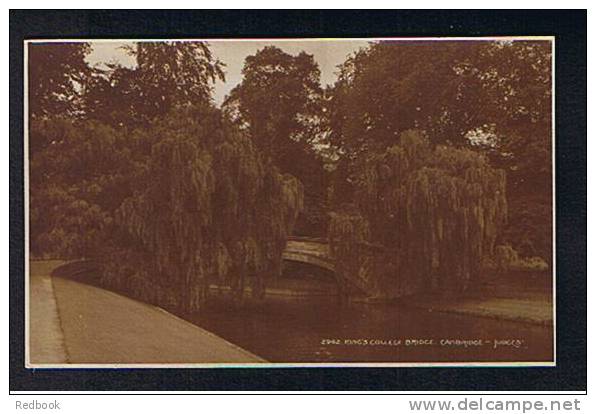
[32,260,553,363]
[402,296,552,325]
[28,260,265,365]
[49,259,553,326]
[401,274,553,326]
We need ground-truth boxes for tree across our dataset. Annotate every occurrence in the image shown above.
[328,40,551,154]
[329,130,507,297]
[224,46,323,157]
[104,107,303,313]
[28,118,130,258]
[83,41,225,127]
[327,40,552,261]
[29,105,304,313]
[28,42,92,119]
[471,41,552,260]
[224,46,328,235]
[81,64,140,128]
[327,41,483,156]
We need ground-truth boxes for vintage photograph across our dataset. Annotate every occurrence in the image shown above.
[26,37,554,366]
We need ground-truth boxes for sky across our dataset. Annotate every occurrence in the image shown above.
[86,40,371,105]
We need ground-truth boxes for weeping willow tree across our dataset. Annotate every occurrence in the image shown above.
[329,130,507,297]
[102,107,303,313]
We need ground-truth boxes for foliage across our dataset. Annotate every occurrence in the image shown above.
[29,118,129,258]
[30,109,304,312]
[83,41,225,127]
[329,130,507,296]
[29,41,305,314]
[28,42,92,119]
[328,40,551,151]
[494,244,549,272]
[101,107,304,313]
[327,40,551,263]
[224,46,328,235]
[224,46,322,153]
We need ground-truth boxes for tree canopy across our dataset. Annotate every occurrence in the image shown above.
[224,46,329,235]
[329,130,507,297]
[83,41,225,127]
[327,39,552,261]
[28,42,92,119]
[105,107,303,312]
[224,46,323,156]
[328,40,551,152]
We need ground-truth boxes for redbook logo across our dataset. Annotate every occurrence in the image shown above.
[15,400,61,410]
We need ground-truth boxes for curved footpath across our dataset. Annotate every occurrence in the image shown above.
[28,261,264,366]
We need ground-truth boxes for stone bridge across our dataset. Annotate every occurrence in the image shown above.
[282,237,380,297]
[282,237,335,272]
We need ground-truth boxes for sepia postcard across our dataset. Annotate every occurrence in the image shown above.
[25,37,555,368]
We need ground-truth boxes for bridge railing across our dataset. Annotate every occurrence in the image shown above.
[286,235,329,244]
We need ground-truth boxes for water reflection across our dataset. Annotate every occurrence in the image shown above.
[190,284,553,363]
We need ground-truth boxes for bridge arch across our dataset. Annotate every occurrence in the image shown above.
[282,237,335,273]
[282,236,383,298]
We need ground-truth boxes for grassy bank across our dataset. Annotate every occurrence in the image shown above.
[402,271,553,326]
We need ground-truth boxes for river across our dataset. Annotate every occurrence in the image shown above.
[190,277,553,364]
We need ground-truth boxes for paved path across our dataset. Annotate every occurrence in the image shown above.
[28,261,69,365]
[29,261,264,365]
